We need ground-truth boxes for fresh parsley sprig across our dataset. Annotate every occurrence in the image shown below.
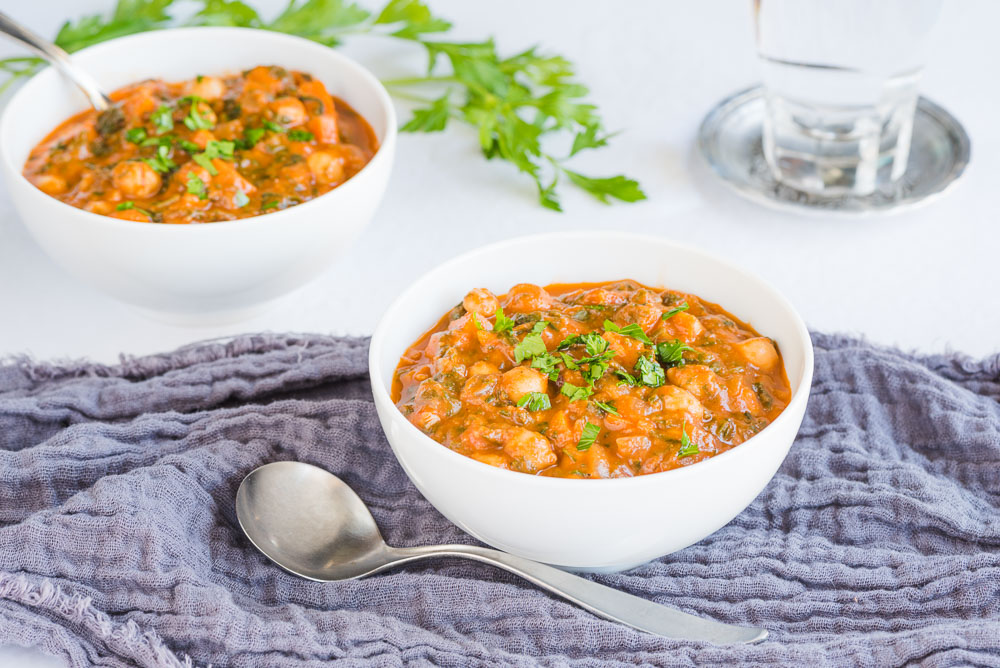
[0,0,644,211]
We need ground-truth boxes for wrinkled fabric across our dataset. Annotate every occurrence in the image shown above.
[0,332,998,667]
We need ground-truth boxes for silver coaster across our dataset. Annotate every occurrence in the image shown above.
[697,86,971,216]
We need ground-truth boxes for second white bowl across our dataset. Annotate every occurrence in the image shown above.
[0,27,396,321]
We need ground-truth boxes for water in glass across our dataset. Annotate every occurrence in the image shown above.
[754,0,942,196]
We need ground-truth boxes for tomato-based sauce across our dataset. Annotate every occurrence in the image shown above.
[23,66,377,223]
[393,281,792,478]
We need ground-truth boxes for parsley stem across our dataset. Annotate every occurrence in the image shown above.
[382,75,460,86]
[382,89,440,105]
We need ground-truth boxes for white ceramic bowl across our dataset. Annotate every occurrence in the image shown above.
[370,232,813,572]
[0,27,396,322]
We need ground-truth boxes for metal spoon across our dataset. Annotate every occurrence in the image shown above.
[236,461,768,644]
[0,11,112,110]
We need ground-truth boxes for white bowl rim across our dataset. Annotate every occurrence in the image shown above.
[370,230,815,488]
[0,26,397,231]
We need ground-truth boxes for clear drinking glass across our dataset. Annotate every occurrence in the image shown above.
[754,0,942,196]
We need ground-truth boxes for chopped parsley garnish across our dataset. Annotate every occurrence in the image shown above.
[634,354,665,387]
[582,332,609,356]
[125,127,147,144]
[261,199,280,210]
[517,392,551,412]
[530,352,561,381]
[514,332,547,363]
[678,424,699,457]
[151,105,174,133]
[493,307,515,334]
[263,120,284,132]
[576,422,600,451]
[531,320,550,334]
[560,382,593,402]
[115,201,152,217]
[603,319,652,345]
[557,334,582,350]
[143,144,176,173]
[177,138,202,153]
[236,127,266,150]
[287,129,315,142]
[655,340,692,368]
[662,301,689,319]
[191,140,235,176]
[233,190,250,208]
[186,172,207,200]
[593,400,619,416]
[183,97,214,131]
[616,370,639,386]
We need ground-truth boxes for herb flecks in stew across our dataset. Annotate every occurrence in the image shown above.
[23,66,377,223]
[392,281,793,478]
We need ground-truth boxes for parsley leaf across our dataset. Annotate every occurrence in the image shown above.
[115,200,153,217]
[603,319,652,345]
[582,332,609,356]
[576,422,600,451]
[288,128,315,142]
[514,333,547,364]
[186,172,208,199]
[125,127,147,144]
[656,340,693,368]
[151,105,174,133]
[400,92,452,132]
[233,190,250,207]
[560,382,592,402]
[592,400,619,416]
[516,391,551,412]
[143,144,176,173]
[493,306,515,334]
[616,370,639,387]
[662,301,690,319]
[263,120,284,132]
[557,334,582,350]
[678,424,699,457]
[634,355,665,387]
[183,98,215,131]
[530,352,561,381]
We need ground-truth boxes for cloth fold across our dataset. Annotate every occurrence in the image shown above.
[0,332,997,667]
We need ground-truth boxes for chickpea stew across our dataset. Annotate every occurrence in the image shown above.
[392,281,792,478]
[22,66,377,223]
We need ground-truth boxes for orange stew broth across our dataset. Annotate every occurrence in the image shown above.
[392,281,792,478]
[23,66,377,223]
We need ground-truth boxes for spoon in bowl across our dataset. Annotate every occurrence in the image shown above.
[236,460,768,644]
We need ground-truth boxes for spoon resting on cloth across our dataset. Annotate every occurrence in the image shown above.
[235,461,768,644]
[0,11,121,125]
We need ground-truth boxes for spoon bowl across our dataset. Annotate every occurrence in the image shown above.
[236,461,391,581]
[235,461,769,644]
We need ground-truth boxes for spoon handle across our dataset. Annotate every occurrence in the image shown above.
[0,10,111,110]
[387,544,766,644]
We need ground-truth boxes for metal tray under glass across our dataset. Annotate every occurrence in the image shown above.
[697,86,971,216]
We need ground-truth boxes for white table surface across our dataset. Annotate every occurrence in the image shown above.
[1,1,997,665]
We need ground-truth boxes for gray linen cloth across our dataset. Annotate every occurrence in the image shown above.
[0,332,997,667]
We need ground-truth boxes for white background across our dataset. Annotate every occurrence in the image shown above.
[0,1,997,665]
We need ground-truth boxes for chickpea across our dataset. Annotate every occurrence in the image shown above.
[111,161,162,199]
[505,283,556,313]
[83,201,115,215]
[462,288,500,317]
[500,367,548,403]
[31,173,67,196]
[186,75,225,101]
[269,96,307,127]
[732,337,779,370]
[306,150,345,185]
[502,427,556,472]
[468,360,500,376]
